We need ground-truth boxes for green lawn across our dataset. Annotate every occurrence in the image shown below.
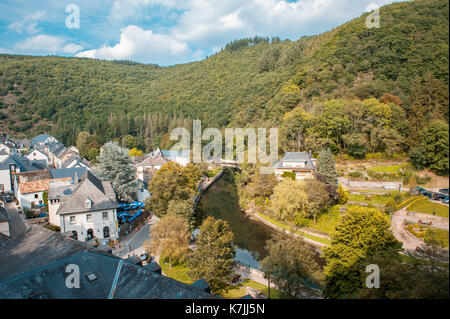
[367,165,405,173]
[407,199,449,218]
[221,279,289,299]
[349,192,410,205]
[159,260,195,285]
[255,212,331,245]
[159,259,288,298]
[424,228,449,248]
[299,205,341,235]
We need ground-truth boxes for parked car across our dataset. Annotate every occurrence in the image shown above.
[438,188,449,194]
[442,197,449,204]
[433,193,447,200]
[4,196,12,202]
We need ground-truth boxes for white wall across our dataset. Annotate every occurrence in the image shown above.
[49,200,61,226]
[61,209,118,242]
[26,150,48,166]
[19,191,43,209]
[0,170,11,192]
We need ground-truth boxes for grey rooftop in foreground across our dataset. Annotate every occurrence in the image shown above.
[0,226,215,299]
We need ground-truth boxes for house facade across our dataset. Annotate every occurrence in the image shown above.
[274,151,316,180]
[0,155,43,193]
[135,153,169,183]
[25,149,49,167]
[49,171,118,243]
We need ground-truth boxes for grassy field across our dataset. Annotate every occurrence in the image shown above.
[348,192,410,205]
[424,228,449,248]
[367,165,406,173]
[299,205,341,235]
[159,259,288,298]
[407,199,449,218]
[159,260,195,285]
[221,279,289,299]
[255,212,331,245]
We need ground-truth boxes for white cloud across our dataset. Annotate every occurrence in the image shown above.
[15,34,83,54]
[7,10,47,34]
[76,25,191,65]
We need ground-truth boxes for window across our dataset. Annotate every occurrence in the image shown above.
[34,194,39,199]
[85,199,91,208]
[86,214,93,222]
[69,216,76,224]
[102,212,108,220]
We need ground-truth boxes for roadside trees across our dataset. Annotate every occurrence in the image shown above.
[323,206,401,298]
[261,233,323,298]
[145,215,191,268]
[187,217,235,293]
[96,141,141,201]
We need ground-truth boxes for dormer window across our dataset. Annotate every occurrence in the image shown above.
[85,198,92,209]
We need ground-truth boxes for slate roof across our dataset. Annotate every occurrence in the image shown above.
[274,151,316,170]
[30,134,55,146]
[0,226,215,299]
[0,155,43,172]
[48,180,77,200]
[57,171,118,215]
[136,154,169,167]
[49,167,87,183]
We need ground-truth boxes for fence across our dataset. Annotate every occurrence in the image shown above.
[193,168,225,210]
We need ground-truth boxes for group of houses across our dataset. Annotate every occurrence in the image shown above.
[0,134,119,244]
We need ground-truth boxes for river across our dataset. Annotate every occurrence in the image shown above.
[196,169,277,269]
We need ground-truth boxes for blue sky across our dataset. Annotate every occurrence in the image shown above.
[0,0,404,66]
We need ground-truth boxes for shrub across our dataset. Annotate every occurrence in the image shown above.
[424,229,449,248]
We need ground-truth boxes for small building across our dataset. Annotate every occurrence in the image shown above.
[274,151,316,180]
[51,171,119,243]
[151,148,190,167]
[135,153,169,183]
[30,134,58,148]
[25,149,49,167]
[0,155,43,193]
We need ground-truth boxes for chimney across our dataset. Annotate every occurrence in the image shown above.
[74,172,78,185]
[309,150,312,159]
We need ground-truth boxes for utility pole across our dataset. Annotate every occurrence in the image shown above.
[268,275,270,299]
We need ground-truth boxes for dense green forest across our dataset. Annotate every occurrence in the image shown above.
[0,0,448,173]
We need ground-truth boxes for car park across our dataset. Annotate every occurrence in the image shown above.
[433,193,447,200]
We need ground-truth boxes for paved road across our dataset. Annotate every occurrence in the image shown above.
[113,216,157,258]
[391,208,424,251]
[2,199,28,238]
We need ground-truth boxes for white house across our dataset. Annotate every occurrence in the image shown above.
[0,138,18,156]
[274,151,316,180]
[151,148,190,167]
[0,155,43,193]
[49,171,118,243]
[134,153,169,183]
[30,134,58,149]
[25,149,49,167]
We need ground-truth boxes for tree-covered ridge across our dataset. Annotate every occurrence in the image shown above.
[0,0,448,174]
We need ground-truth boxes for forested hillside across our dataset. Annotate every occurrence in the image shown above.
[0,0,448,173]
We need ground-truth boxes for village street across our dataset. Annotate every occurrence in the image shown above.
[113,215,158,258]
